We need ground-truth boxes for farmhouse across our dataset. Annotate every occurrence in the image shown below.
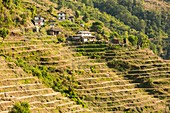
[72,31,96,42]
[33,16,45,32]
[47,28,62,36]
[58,11,66,21]
[112,38,120,44]
[33,16,45,26]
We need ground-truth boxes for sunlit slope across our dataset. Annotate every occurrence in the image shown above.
[0,37,91,113]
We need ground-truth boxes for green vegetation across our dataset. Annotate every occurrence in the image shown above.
[9,102,30,113]
[107,60,132,71]
[90,21,104,34]
[128,35,138,46]
[0,0,169,112]
[0,28,9,41]
[82,12,90,23]
[90,0,170,37]
[12,45,85,107]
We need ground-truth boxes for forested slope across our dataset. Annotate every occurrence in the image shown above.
[89,0,170,38]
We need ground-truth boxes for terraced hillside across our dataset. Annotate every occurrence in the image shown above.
[72,42,170,112]
[0,37,91,113]
[0,36,169,112]
[105,47,170,107]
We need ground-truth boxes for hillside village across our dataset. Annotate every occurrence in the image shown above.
[0,0,170,113]
[24,10,99,43]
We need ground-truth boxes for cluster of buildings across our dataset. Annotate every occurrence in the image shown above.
[33,11,74,27]
[33,11,96,43]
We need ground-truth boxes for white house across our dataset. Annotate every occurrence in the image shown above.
[58,11,66,21]
[33,16,45,32]
[34,16,45,26]
[76,31,92,37]
[72,31,96,42]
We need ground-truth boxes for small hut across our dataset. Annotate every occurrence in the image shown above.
[47,28,62,36]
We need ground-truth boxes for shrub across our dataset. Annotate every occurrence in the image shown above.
[31,67,42,78]
[0,28,9,41]
[57,36,66,42]
[9,102,30,113]
[90,21,104,34]
[107,60,131,71]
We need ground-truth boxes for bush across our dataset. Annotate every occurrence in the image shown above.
[31,67,42,78]
[57,36,66,42]
[107,60,131,71]
[9,102,30,113]
[0,28,9,41]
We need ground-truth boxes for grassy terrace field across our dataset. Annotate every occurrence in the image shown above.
[0,36,169,112]
[0,37,91,113]
[71,42,170,112]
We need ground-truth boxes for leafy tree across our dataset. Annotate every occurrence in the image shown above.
[137,32,150,48]
[82,12,89,23]
[14,0,21,6]
[9,102,30,113]
[49,5,54,14]
[82,0,88,5]
[87,0,94,7]
[58,0,66,9]
[0,28,9,41]
[128,35,138,46]
[50,0,58,3]
[75,10,80,18]
[90,21,104,34]
[110,32,120,39]
[150,42,157,54]
[2,0,12,8]
[0,0,2,4]
[31,5,37,18]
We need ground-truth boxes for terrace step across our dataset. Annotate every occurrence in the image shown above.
[0,88,53,98]
[16,92,61,103]
[0,77,39,86]
[0,83,44,92]
[0,101,13,111]
[78,88,141,96]
[75,83,138,94]
[77,81,139,89]
[90,99,164,112]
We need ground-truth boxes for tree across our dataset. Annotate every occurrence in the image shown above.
[128,35,138,46]
[49,5,54,14]
[82,0,88,5]
[2,0,12,8]
[58,0,66,9]
[14,0,21,6]
[82,12,89,23]
[90,21,104,34]
[0,28,9,41]
[9,102,30,113]
[50,0,58,3]
[137,32,150,48]
[75,10,80,18]
[31,5,37,18]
